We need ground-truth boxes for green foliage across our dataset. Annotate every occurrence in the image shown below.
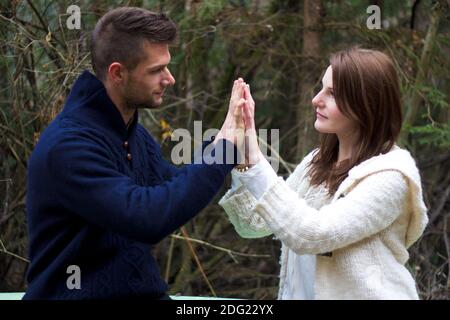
[410,124,450,148]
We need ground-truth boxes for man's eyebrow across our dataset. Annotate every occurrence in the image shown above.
[147,64,167,71]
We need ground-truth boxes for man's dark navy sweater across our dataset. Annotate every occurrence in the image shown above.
[24,71,235,299]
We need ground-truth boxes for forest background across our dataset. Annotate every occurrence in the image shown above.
[0,0,449,299]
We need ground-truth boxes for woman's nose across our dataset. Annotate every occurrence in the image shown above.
[312,92,322,108]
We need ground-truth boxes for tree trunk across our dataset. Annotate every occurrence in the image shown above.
[296,0,323,159]
[401,0,443,142]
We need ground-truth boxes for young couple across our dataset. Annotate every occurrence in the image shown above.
[24,7,427,300]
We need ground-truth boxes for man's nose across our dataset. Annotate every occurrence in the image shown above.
[162,69,176,87]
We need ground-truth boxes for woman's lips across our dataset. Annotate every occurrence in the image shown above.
[316,111,328,119]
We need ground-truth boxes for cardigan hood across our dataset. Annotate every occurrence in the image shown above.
[334,145,428,248]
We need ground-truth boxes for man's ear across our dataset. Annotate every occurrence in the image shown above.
[107,62,125,84]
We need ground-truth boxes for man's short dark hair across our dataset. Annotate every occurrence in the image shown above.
[91,7,177,81]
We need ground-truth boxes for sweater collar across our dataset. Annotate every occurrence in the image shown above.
[62,70,138,140]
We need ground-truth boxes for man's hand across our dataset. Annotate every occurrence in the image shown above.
[215,78,247,156]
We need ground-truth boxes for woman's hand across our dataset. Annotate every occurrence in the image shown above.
[242,84,262,167]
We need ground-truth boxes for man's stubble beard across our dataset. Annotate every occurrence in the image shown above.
[123,81,160,111]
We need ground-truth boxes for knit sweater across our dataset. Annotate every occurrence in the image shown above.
[219,146,428,299]
[24,71,236,299]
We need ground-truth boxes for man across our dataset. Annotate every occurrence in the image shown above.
[24,7,246,299]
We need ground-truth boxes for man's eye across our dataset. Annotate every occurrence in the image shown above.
[151,68,164,74]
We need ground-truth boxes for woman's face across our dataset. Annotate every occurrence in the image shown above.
[312,66,356,137]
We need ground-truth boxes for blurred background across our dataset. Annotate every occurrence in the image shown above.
[0,0,449,299]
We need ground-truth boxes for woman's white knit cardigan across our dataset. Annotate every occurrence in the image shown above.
[219,146,428,299]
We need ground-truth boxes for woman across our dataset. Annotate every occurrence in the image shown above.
[219,48,428,300]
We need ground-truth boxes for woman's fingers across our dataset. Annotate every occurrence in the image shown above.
[242,84,259,165]
[227,79,260,165]
[243,84,255,113]
[243,85,256,138]
[242,102,252,129]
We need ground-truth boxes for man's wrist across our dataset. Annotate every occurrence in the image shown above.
[213,131,223,145]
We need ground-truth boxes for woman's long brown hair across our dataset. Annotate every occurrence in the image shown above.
[308,47,403,195]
